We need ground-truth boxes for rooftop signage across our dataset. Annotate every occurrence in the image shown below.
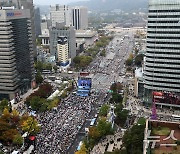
[7,12,22,17]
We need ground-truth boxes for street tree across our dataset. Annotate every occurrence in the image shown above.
[35,71,43,85]
[13,134,23,145]
[97,118,113,137]
[99,104,109,117]
[135,54,144,66]
[115,109,129,126]
[75,143,87,154]
[88,126,100,140]
[21,116,40,135]
[0,99,9,113]
[53,65,58,73]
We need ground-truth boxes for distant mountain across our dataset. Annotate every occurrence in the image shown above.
[69,0,147,11]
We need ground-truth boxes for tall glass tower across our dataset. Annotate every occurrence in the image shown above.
[144,0,180,105]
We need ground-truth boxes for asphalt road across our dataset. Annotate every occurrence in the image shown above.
[67,30,136,153]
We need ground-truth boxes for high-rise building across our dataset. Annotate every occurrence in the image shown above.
[50,24,76,61]
[0,8,34,100]
[50,5,72,27]
[34,7,41,37]
[72,6,88,30]
[57,36,69,66]
[144,0,180,105]
[0,0,37,58]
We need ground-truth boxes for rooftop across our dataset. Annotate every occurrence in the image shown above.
[76,30,97,38]
[144,120,180,154]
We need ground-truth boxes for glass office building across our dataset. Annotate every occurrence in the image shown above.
[144,0,180,107]
[0,9,34,100]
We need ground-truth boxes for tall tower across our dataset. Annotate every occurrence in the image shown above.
[50,25,76,61]
[0,8,34,100]
[57,36,69,66]
[144,0,180,105]
[72,6,88,30]
[0,0,37,58]
[50,5,72,27]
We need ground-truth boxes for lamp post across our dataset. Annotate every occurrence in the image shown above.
[21,132,28,150]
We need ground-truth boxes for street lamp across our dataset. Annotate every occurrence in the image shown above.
[21,132,28,150]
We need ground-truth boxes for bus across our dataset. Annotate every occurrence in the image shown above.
[68,71,73,74]
[90,118,96,126]
[77,141,83,151]
[172,115,180,122]
[42,70,51,74]
[80,72,90,76]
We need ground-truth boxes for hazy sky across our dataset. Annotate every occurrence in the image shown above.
[34,0,87,5]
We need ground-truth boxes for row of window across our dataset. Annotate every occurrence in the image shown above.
[149,10,180,13]
[146,70,180,75]
[145,83,180,90]
[146,51,180,55]
[145,66,180,70]
[148,20,179,23]
[145,79,180,87]
[147,36,180,39]
[146,61,180,66]
[147,46,180,50]
[148,31,180,34]
[148,15,180,18]
[148,26,180,29]
[145,74,180,80]
[147,41,180,44]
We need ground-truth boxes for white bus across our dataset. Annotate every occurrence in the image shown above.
[77,141,83,151]
[172,115,180,122]
[90,118,96,126]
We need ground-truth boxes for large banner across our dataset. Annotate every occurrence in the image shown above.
[152,91,180,105]
[78,78,92,89]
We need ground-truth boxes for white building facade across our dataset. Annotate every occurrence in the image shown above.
[57,36,69,67]
[50,5,72,27]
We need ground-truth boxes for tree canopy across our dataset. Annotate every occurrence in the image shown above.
[99,104,110,117]
[122,124,146,154]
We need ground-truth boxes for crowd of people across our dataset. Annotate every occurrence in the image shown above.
[35,94,97,154]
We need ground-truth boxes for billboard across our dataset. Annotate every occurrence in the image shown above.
[77,78,92,89]
[152,91,180,105]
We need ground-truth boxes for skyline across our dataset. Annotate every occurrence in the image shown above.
[34,0,88,5]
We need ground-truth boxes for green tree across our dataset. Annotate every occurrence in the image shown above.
[61,90,68,99]
[100,50,106,57]
[97,118,113,137]
[122,124,145,154]
[21,116,40,135]
[126,58,133,66]
[110,92,123,104]
[13,134,23,145]
[73,56,81,65]
[44,63,52,70]
[0,99,9,112]
[35,61,43,71]
[36,38,41,46]
[135,54,144,66]
[53,65,58,73]
[88,126,100,140]
[30,96,42,111]
[35,71,43,85]
[99,104,109,117]
[115,109,129,126]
